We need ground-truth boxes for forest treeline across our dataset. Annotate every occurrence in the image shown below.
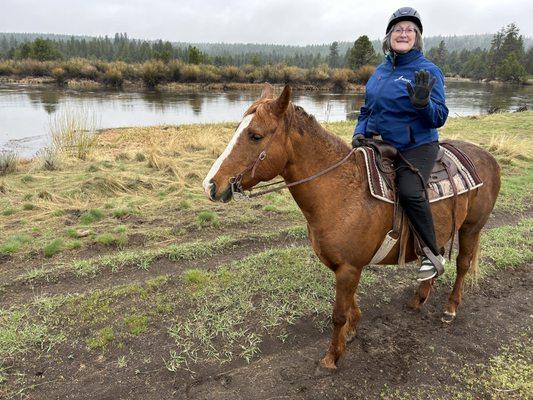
[0,24,531,86]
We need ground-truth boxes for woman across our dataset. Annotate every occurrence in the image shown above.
[352,7,449,281]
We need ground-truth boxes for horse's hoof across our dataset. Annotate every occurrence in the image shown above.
[441,311,456,324]
[318,355,337,371]
[407,296,423,311]
[315,358,337,377]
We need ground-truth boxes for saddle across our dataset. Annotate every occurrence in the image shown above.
[357,139,483,273]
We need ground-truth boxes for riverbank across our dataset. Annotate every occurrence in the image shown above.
[0,59,372,93]
[0,75,365,93]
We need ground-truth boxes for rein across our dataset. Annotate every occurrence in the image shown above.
[230,141,357,199]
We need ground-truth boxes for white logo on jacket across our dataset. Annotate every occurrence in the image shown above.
[394,75,412,84]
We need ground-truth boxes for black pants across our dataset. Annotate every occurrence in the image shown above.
[396,142,440,256]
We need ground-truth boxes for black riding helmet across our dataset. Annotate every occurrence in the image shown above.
[386,7,423,34]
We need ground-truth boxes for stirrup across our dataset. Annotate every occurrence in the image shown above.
[417,255,445,282]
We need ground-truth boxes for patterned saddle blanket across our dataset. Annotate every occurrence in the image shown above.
[357,142,483,204]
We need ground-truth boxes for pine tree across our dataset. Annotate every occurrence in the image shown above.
[346,36,376,70]
[328,42,340,68]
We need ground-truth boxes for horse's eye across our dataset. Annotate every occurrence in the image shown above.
[249,133,264,142]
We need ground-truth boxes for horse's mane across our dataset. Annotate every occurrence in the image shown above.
[291,104,351,155]
[245,99,351,157]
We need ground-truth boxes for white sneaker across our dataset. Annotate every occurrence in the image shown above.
[417,255,445,281]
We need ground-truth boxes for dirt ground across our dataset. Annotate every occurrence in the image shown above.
[8,244,531,400]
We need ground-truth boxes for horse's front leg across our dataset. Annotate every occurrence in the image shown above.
[320,264,363,370]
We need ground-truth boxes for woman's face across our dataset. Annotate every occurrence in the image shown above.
[390,21,417,53]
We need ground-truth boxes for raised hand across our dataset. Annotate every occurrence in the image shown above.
[406,70,436,108]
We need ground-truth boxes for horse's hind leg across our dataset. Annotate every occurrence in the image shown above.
[320,264,363,370]
[443,227,481,323]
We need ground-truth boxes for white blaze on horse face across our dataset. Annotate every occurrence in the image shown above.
[203,113,255,197]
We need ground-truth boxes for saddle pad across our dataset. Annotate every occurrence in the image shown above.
[357,145,483,204]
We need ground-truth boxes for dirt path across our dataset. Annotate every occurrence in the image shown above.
[16,259,531,400]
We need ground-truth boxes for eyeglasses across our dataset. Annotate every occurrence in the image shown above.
[392,27,416,35]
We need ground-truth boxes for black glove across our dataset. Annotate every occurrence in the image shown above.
[352,134,365,148]
[406,70,436,108]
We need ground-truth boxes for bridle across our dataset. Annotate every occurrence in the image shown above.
[228,110,357,200]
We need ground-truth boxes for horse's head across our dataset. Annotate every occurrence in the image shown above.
[202,84,293,202]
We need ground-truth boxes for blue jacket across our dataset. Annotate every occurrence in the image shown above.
[354,49,448,151]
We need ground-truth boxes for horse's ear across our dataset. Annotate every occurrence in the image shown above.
[272,84,291,116]
[260,83,274,100]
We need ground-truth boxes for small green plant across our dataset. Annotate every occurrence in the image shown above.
[178,200,191,210]
[183,269,209,284]
[66,228,79,238]
[43,238,63,258]
[124,315,149,335]
[86,327,115,349]
[263,204,278,212]
[80,208,104,224]
[112,208,130,218]
[21,175,34,183]
[67,240,82,250]
[114,225,127,234]
[2,208,15,216]
[94,233,115,246]
[196,210,219,228]
[135,152,146,162]
[51,209,65,217]
[22,203,35,210]
[0,234,32,255]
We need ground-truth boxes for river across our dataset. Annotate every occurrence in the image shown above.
[0,81,531,157]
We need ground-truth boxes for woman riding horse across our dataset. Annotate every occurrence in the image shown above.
[352,7,448,281]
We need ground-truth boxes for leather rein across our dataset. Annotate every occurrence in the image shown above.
[228,117,357,200]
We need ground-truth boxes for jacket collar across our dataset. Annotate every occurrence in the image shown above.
[386,49,423,66]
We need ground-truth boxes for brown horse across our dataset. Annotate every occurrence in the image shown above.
[202,84,501,370]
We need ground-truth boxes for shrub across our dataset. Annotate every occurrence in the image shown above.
[80,64,99,80]
[0,61,15,76]
[103,66,124,88]
[282,66,306,84]
[168,60,182,81]
[330,68,353,91]
[180,64,201,82]
[0,152,18,175]
[141,60,167,88]
[353,65,375,84]
[307,64,330,84]
[221,66,246,82]
[51,66,66,84]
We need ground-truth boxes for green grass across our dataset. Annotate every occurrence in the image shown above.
[196,210,219,228]
[167,246,376,369]
[480,218,533,274]
[86,326,115,349]
[124,315,149,335]
[80,208,104,224]
[94,232,127,247]
[0,234,32,255]
[22,203,35,210]
[43,238,64,258]
[495,169,533,213]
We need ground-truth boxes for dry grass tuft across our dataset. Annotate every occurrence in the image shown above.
[82,176,131,194]
[49,107,99,160]
[147,151,180,177]
[485,134,531,163]
[0,151,19,176]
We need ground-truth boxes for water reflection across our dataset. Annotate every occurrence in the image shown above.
[1,81,531,157]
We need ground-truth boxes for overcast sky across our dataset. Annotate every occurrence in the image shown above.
[2,0,531,44]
